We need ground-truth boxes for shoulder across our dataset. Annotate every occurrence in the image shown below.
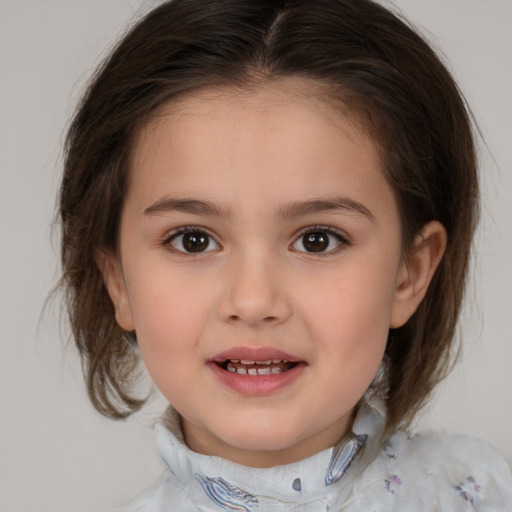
[392,429,511,478]
[373,429,512,510]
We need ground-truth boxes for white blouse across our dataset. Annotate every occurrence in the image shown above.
[116,402,512,511]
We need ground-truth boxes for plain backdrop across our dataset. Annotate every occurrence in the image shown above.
[1,1,511,511]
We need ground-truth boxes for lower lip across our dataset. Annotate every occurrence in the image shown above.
[208,362,305,396]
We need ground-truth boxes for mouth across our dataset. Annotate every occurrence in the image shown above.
[209,347,305,395]
[217,359,299,375]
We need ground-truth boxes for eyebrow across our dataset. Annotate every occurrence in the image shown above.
[279,197,375,222]
[144,197,230,217]
[143,195,375,222]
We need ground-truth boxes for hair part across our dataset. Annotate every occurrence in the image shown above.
[60,0,479,429]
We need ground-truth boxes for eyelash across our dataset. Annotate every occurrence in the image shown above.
[162,224,351,255]
[291,225,351,255]
[163,226,221,255]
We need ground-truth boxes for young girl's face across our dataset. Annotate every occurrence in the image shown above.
[103,78,420,467]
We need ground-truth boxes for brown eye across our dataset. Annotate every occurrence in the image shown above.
[169,230,219,253]
[302,231,330,252]
[291,228,348,254]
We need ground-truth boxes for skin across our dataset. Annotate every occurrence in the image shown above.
[99,78,446,468]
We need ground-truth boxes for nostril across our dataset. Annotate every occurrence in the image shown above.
[218,293,292,326]
[225,314,278,325]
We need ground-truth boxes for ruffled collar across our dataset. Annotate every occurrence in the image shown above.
[155,401,386,508]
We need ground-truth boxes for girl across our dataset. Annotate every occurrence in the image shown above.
[59,0,512,510]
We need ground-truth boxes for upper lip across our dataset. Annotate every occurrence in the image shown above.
[211,346,302,364]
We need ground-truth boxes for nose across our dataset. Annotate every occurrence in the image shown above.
[217,250,292,328]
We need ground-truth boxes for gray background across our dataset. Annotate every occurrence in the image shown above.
[1,1,511,511]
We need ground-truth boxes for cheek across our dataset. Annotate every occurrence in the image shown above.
[131,287,210,403]
[309,264,397,328]
[126,270,213,368]
[301,262,397,365]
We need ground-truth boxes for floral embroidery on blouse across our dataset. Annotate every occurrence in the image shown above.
[384,474,402,494]
[454,475,481,505]
[325,433,367,486]
[195,474,257,511]
[385,443,396,460]
[125,405,512,511]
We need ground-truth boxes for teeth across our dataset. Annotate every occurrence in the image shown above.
[223,358,297,376]
[235,359,282,365]
[225,362,287,375]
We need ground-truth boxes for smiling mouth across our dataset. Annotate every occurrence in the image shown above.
[218,359,298,375]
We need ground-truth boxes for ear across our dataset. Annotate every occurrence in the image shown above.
[390,221,447,328]
[95,250,135,332]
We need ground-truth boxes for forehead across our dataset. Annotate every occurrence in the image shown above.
[125,77,396,223]
[132,77,375,162]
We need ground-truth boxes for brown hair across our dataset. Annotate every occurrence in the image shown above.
[59,0,478,430]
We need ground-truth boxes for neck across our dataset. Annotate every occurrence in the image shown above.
[179,412,355,468]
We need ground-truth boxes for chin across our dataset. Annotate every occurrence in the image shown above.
[214,418,310,455]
